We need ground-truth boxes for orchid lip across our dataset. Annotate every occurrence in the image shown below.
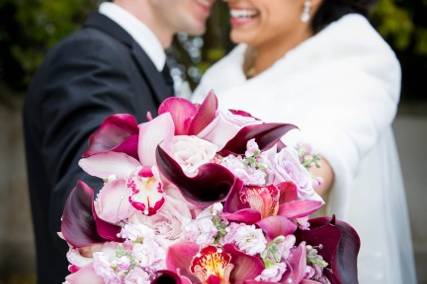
[191,246,233,283]
[127,175,165,216]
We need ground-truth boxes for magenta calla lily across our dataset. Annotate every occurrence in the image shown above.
[295,216,361,284]
[156,146,243,207]
[158,91,218,136]
[223,181,323,228]
[83,114,139,158]
[219,123,297,156]
[61,181,123,248]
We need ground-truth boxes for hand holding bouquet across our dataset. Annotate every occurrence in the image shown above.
[60,92,360,284]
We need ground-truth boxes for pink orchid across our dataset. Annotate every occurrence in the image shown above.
[78,113,175,222]
[166,242,264,284]
[222,181,323,240]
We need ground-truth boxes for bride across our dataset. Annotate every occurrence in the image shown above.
[193,0,417,283]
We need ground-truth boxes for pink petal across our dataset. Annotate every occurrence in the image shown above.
[92,203,123,242]
[223,244,264,284]
[256,215,297,240]
[221,209,262,224]
[278,200,323,219]
[113,134,139,159]
[166,242,200,283]
[64,264,103,284]
[282,242,307,284]
[197,111,257,150]
[79,152,140,179]
[278,181,298,204]
[220,123,297,156]
[83,114,138,157]
[188,90,218,135]
[139,113,175,166]
[95,179,134,224]
[158,97,198,135]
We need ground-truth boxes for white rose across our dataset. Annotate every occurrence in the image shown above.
[171,135,218,176]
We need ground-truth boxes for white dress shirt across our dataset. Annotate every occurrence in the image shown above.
[99,2,166,71]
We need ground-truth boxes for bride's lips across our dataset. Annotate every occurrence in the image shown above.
[229,7,260,28]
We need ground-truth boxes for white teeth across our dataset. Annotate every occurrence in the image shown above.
[230,9,258,18]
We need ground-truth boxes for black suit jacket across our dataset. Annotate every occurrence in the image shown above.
[23,13,173,284]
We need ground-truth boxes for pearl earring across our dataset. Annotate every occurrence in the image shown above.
[301,0,312,23]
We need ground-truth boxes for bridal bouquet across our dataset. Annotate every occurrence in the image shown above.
[60,92,360,284]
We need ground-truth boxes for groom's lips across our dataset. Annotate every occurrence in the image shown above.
[195,0,213,18]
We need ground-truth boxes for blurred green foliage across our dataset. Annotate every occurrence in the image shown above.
[0,0,96,91]
[0,0,426,100]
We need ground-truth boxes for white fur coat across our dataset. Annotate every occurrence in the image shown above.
[193,14,416,284]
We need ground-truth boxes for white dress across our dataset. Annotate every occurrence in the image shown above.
[193,14,416,284]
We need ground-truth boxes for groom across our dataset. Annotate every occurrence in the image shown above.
[23,0,214,283]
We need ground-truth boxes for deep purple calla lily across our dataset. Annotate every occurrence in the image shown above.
[219,123,297,156]
[295,216,361,284]
[61,181,123,248]
[152,270,192,284]
[156,145,243,207]
[83,114,139,158]
[158,91,218,136]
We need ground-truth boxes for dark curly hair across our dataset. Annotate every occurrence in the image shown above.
[311,0,378,33]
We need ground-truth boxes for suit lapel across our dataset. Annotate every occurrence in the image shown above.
[84,12,173,105]
[130,43,173,105]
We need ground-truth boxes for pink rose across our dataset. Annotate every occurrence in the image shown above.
[262,147,322,202]
[170,136,218,177]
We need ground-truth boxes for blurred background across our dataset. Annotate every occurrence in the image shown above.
[0,0,426,283]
